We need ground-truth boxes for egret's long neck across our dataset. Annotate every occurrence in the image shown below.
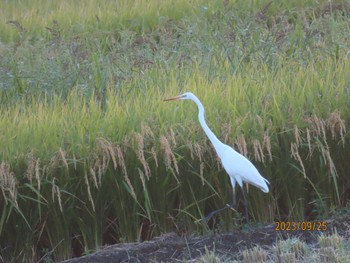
[191,96,224,153]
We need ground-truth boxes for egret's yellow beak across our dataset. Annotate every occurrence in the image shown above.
[163,95,184,101]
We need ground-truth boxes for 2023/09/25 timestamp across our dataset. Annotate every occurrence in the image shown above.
[275,221,327,231]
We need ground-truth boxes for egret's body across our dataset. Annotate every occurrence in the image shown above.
[164,92,269,221]
[219,145,269,193]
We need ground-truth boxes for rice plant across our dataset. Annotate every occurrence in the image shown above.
[1,0,350,261]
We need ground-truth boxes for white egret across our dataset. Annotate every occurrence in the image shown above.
[164,92,269,222]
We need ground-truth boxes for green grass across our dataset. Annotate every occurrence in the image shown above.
[1,0,207,42]
[0,0,332,41]
[1,0,350,261]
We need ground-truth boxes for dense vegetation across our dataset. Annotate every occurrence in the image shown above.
[1,0,350,261]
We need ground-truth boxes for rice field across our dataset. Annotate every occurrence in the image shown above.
[1,0,350,262]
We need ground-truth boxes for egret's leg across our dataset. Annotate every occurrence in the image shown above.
[240,186,249,223]
[203,188,237,222]
[203,206,230,222]
[231,187,236,208]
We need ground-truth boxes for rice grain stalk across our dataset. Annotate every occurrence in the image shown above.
[0,161,18,207]
[138,168,147,192]
[263,131,272,162]
[84,172,95,212]
[221,122,232,144]
[26,152,35,185]
[151,147,158,168]
[235,135,248,157]
[51,178,63,212]
[116,145,127,177]
[89,165,99,189]
[160,135,179,175]
[141,122,159,167]
[193,142,204,163]
[123,172,137,202]
[137,168,152,222]
[306,128,312,157]
[115,144,137,201]
[26,152,41,191]
[88,151,102,189]
[97,138,117,170]
[59,147,68,170]
[46,151,63,176]
[98,158,104,186]
[290,142,306,178]
[314,138,340,203]
[253,139,265,163]
[35,158,41,191]
[200,162,205,186]
[187,140,195,160]
[326,111,346,145]
[294,125,302,147]
[169,128,177,147]
[141,123,155,140]
[307,115,328,147]
[135,133,151,180]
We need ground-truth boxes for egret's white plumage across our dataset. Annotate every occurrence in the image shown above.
[164,92,269,221]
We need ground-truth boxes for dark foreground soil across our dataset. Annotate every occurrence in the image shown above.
[61,217,350,263]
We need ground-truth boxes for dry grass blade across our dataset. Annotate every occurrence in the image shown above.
[274,238,308,263]
[319,247,337,263]
[318,231,344,249]
[194,246,222,263]
[277,252,296,263]
[242,245,268,263]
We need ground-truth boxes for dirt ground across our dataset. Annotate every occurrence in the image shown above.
[60,216,350,263]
